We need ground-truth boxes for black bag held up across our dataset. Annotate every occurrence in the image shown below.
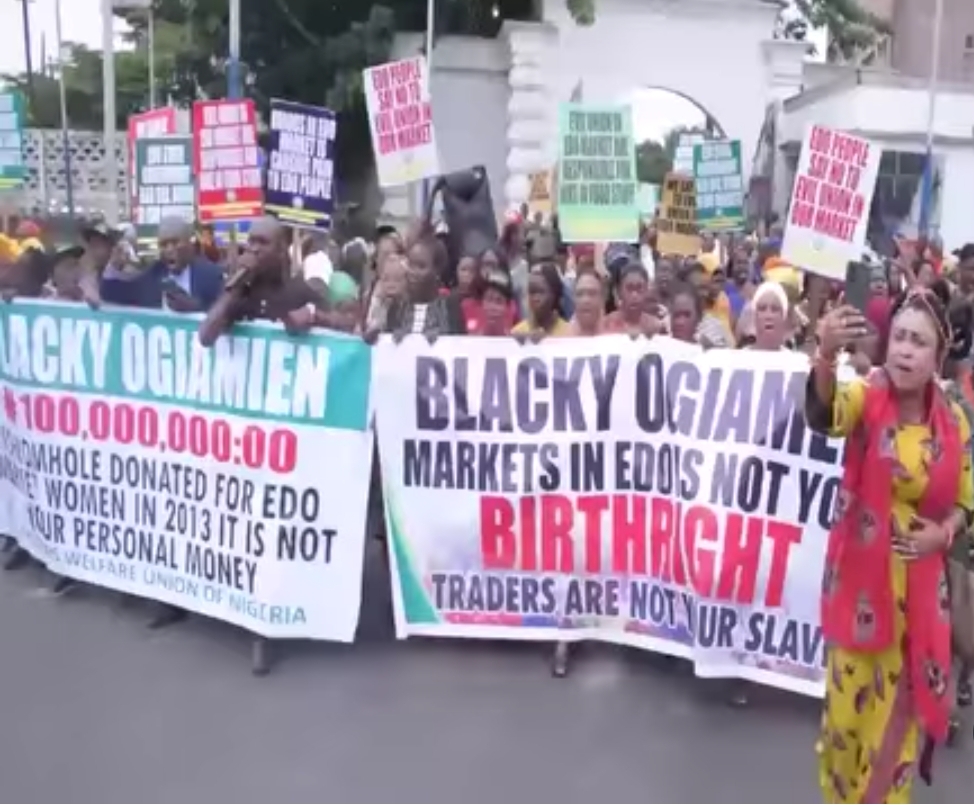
[425,166,498,267]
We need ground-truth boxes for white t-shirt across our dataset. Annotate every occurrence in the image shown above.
[303,251,333,285]
[411,304,428,334]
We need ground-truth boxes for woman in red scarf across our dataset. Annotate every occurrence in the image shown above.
[807,290,974,802]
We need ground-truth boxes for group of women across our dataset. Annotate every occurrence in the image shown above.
[341,219,974,804]
[5,209,973,803]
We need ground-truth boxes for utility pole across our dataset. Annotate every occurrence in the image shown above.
[918,0,945,237]
[228,0,241,99]
[101,0,119,222]
[19,0,35,113]
[54,0,75,220]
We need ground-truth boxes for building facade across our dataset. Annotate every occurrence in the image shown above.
[862,0,974,82]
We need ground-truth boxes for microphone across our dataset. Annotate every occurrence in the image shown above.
[224,261,257,292]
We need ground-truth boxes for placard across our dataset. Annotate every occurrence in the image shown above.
[127,107,177,212]
[672,131,706,176]
[556,103,638,242]
[193,99,264,223]
[264,99,336,231]
[363,56,439,188]
[0,91,26,190]
[656,173,700,256]
[781,124,880,280]
[693,139,744,231]
[526,170,554,222]
[133,135,195,240]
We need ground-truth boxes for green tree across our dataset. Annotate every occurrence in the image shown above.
[786,0,890,62]
[634,139,670,186]
[2,17,192,129]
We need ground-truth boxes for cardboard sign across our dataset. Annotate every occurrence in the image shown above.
[556,103,638,242]
[363,56,439,188]
[133,135,194,241]
[264,99,336,231]
[192,99,263,223]
[781,124,880,280]
[526,170,554,222]
[693,139,744,231]
[656,173,700,256]
[127,107,177,212]
[0,91,26,190]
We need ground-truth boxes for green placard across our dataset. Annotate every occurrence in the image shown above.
[693,139,744,231]
[0,91,26,190]
[134,135,195,240]
[556,103,638,242]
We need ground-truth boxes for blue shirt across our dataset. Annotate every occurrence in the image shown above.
[101,258,223,310]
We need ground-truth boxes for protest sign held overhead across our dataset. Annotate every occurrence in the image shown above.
[0,301,374,641]
[672,131,706,176]
[128,107,177,211]
[0,91,26,190]
[364,56,439,187]
[693,140,744,231]
[781,125,880,280]
[556,104,638,242]
[264,100,336,231]
[656,173,700,255]
[526,170,554,222]
[133,136,195,242]
[193,99,264,223]
[374,336,839,697]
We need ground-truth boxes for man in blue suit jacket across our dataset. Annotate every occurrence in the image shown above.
[100,216,224,311]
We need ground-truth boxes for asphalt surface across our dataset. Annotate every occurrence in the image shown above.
[1,541,973,804]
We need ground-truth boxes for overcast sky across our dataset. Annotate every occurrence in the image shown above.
[1,0,825,146]
[0,0,129,76]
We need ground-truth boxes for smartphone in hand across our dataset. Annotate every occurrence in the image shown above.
[844,261,871,313]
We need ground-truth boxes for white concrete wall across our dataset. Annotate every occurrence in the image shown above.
[541,0,781,179]
[383,34,511,222]
[781,78,974,143]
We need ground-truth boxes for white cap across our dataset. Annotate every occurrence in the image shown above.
[303,250,334,284]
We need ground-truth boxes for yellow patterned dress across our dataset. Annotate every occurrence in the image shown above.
[817,376,974,803]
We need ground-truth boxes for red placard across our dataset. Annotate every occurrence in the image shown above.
[192,99,263,223]
[128,107,177,212]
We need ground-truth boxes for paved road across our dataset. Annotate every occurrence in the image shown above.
[1,544,972,803]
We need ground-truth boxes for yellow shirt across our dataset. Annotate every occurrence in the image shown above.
[0,234,21,262]
[712,291,733,331]
[511,316,571,337]
[831,376,974,537]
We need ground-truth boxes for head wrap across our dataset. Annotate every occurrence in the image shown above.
[752,280,789,315]
[763,260,802,291]
[15,220,41,239]
[697,252,720,275]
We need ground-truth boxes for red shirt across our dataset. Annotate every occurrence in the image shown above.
[461,296,517,335]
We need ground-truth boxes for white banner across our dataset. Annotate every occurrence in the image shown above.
[0,301,373,641]
[374,335,842,696]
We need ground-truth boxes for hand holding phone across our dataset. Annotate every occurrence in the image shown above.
[163,280,200,313]
[843,261,871,313]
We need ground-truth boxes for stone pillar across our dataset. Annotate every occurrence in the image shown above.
[501,21,559,213]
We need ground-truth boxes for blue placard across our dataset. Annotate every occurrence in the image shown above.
[212,218,252,246]
[264,99,336,232]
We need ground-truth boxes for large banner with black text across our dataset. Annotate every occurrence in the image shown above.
[374,336,841,696]
[0,301,373,641]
